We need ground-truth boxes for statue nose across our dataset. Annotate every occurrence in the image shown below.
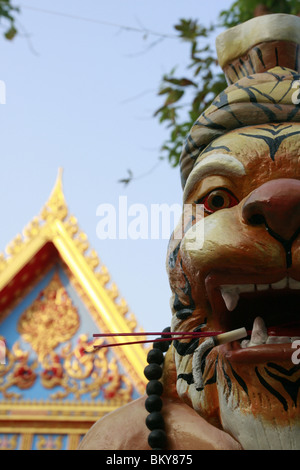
[242,179,300,242]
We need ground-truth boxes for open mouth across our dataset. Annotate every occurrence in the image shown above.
[206,274,300,352]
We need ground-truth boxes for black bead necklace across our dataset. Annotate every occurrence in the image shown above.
[143,327,172,450]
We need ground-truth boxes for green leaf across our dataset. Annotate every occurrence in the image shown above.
[158,86,174,96]
[164,89,184,106]
[164,77,197,87]
[155,0,300,171]
[5,24,17,40]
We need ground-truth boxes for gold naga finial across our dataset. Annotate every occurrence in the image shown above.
[41,167,68,222]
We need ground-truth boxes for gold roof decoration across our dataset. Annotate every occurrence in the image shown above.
[0,168,148,392]
[0,169,148,449]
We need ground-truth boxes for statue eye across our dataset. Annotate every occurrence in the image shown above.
[196,188,239,214]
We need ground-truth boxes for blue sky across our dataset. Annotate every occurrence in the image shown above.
[0,0,232,334]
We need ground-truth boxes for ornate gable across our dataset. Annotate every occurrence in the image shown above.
[0,169,147,450]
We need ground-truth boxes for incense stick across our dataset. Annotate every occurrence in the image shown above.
[92,330,223,338]
[91,329,243,351]
[89,321,300,352]
[92,334,209,351]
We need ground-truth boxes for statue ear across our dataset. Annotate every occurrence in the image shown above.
[216,14,300,85]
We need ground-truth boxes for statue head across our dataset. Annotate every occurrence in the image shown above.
[166,13,300,450]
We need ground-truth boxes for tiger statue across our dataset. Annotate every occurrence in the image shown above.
[79,13,300,450]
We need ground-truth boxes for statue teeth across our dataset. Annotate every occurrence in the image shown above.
[289,278,300,289]
[220,277,300,312]
[266,336,291,344]
[248,316,268,346]
[256,284,269,291]
[219,279,300,347]
[220,287,240,311]
[220,284,254,311]
[269,278,288,289]
[240,317,299,349]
